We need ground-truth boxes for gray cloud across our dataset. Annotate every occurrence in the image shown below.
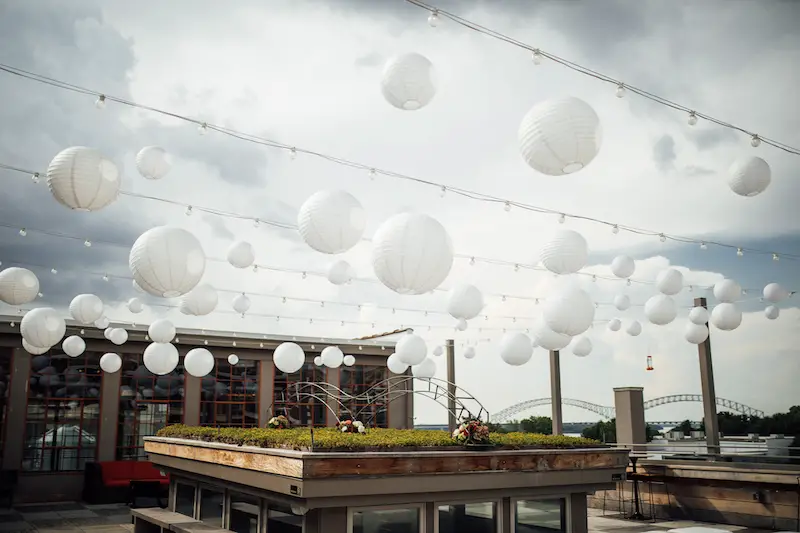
[201,214,235,241]
[355,52,384,68]
[683,165,715,177]
[653,134,676,172]
[686,127,740,151]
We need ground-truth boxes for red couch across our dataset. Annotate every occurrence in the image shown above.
[83,461,169,504]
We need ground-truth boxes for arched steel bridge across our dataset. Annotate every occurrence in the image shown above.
[490,394,765,423]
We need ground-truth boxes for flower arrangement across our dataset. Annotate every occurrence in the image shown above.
[268,415,290,430]
[452,418,491,445]
[336,419,366,434]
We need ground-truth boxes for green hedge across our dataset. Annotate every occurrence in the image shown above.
[155,425,601,451]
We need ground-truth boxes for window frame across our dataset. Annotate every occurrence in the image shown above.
[433,498,501,533]
[199,357,259,429]
[346,503,425,533]
[510,496,568,533]
[226,489,261,533]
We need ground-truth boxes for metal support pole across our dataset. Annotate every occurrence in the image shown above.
[550,350,563,435]
[446,339,457,433]
[695,297,720,454]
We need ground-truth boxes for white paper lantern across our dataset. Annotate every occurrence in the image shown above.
[62,335,86,357]
[656,268,683,296]
[614,294,631,311]
[381,53,436,111]
[710,303,742,331]
[23,339,50,355]
[321,346,344,368]
[626,320,642,337]
[313,356,323,366]
[180,283,218,316]
[728,156,771,197]
[412,357,437,378]
[713,279,741,303]
[500,332,533,366]
[518,96,602,176]
[148,319,176,343]
[274,342,305,374]
[463,346,476,360]
[396,334,427,366]
[100,352,122,373]
[644,294,677,326]
[685,322,709,344]
[68,294,104,324]
[132,280,145,293]
[227,354,239,365]
[109,328,128,346]
[765,305,780,320]
[184,348,215,378]
[143,342,179,375]
[544,286,595,336]
[607,318,622,332]
[432,345,444,357]
[21,307,66,349]
[232,293,251,315]
[455,318,468,331]
[327,260,355,285]
[571,336,592,357]
[47,147,121,211]
[127,297,144,314]
[343,355,356,367]
[129,226,206,298]
[611,255,635,279]
[688,306,709,325]
[298,190,366,254]
[387,353,408,374]
[372,213,453,295]
[104,327,114,340]
[94,316,110,329]
[0,267,40,305]
[136,146,171,180]
[540,230,588,275]
[446,284,484,320]
[227,241,255,269]
[763,282,788,303]
[533,320,571,351]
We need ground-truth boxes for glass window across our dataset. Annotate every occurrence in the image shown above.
[117,356,185,460]
[0,349,13,464]
[340,366,388,428]
[200,359,258,428]
[199,487,224,527]
[352,508,419,533]
[438,502,496,533]
[175,483,196,517]
[514,499,565,532]
[273,363,326,427]
[23,350,102,472]
[267,504,302,532]
[229,492,259,533]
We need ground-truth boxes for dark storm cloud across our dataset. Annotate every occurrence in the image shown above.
[653,134,676,172]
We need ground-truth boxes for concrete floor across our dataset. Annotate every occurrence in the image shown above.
[587,508,779,532]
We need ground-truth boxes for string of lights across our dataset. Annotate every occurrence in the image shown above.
[0,64,797,261]
[409,0,800,156]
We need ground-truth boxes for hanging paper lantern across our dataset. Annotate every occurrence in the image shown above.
[386,353,408,374]
[463,346,476,360]
[544,286,595,336]
[327,260,355,285]
[21,307,66,349]
[227,241,255,269]
[109,328,128,346]
[713,279,741,303]
[396,334,427,366]
[143,342,179,375]
[500,332,533,366]
[728,156,771,197]
[685,322,709,344]
[61,335,85,357]
[372,213,453,295]
[763,282,788,303]
[343,355,356,367]
[381,53,437,111]
[232,293,251,315]
[298,190,366,254]
[184,348,215,378]
[136,146,171,180]
[610,255,635,279]
[94,316,110,329]
[129,226,206,298]
[432,345,444,357]
[0,267,40,305]
[644,294,677,326]
[274,342,305,374]
[533,320,571,351]
[455,318,468,332]
[100,352,122,373]
[321,346,344,368]
[133,280,145,293]
[518,96,602,176]
[69,294,104,324]
[148,319,176,343]
[446,284,484,320]
[614,294,631,311]
[23,339,50,355]
[180,283,218,316]
[607,318,622,332]
[540,230,588,275]
[47,147,121,211]
[656,268,683,296]
[227,354,239,365]
[313,356,323,366]
[412,357,437,378]
[626,320,642,337]
[571,336,592,357]
[127,297,144,314]
[689,306,709,325]
[764,305,780,320]
[104,327,114,340]
[710,303,742,331]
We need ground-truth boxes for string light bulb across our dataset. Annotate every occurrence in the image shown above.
[38,292,43,298]
[439,185,447,197]
[289,147,297,160]
[514,263,520,272]
[281,297,286,304]
[198,122,208,135]
[626,278,632,286]
[31,172,40,184]
[504,201,511,212]
[102,274,109,282]
[428,9,440,27]
[612,224,619,234]
[700,242,707,250]
[737,248,744,257]
[615,83,626,98]
[19,228,26,237]
[688,111,698,126]
[185,205,193,216]
[252,265,258,273]
[773,253,779,261]
[301,271,307,279]
[369,168,377,180]
[9,322,14,328]
[204,340,208,345]
[750,134,761,147]
[469,257,475,266]
[50,268,57,275]
[659,233,667,242]
[253,218,260,228]
[531,49,543,64]
[95,94,106,109]
[558,213,566,224]
[84,239,92,247]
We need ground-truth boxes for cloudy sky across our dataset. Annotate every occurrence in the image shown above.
[1,0,798,425]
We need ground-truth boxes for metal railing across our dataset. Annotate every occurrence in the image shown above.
[613,440,800,464]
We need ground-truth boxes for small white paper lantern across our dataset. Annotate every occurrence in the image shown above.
[728,156,771,197]
[136,146,171,180]
[607,318,622,332]
[381,53,436,111]
[614,294,631,311]
[274,342,305,374]
[533,320,572,351]
[143,342,179,375]
[544,286,595,336]
[396,333,427,366]
[0,267,40,305]
[372,213,454,295]
[713,279,741,303]
[763,305,779,320]
[446,284,484,320]
[109,328,128,346]
[644,294,677,326]
[540,230,588,275]
[94,316,110,329]
[611,255,635,279]
[571,336,592,357]
[432,345,444,357]
[100,352,122,373]
[47,146,121,211]
[710,303,742,331]
[23,339,50,355]
[313,355,323,366]
[232,293,251,315]
[62,335,86,357]
[343,355,356,367]
[689,306,709,325]
[321,346,344,368]
[180,283,218,316]
[227,354,239,365]
[327,260,355,285]
[127,297,144,314]
[412,357,437,378]
[130,226,206,298]
[148,319,176,343]
[685,322,709,344]
[463,346,476,360]
[518,96,602,176]
[21,307,66,349]
[387,353,408,374]
[763,282,788,303]
[184,348,215,378]
[104,327,114,340]
[227,241,255,269]
[298,190,366,254]
[656,268,683,296]
[626,320,642,337]
[455,318,468,331]
[68,294,104,324]
[500,332,533,366]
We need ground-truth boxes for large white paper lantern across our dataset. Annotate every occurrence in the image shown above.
[644,294,677,326]
[94,316,110,329]
[463,346,476,360]
[127,297,144,314]
[396,333,427,366]
[571,336,592,357]
[109,328,128,346]
[765,305,780,320]
[47,147,121,211]
[518,96,602,176]
[540,230,588,275]
[387,353,408,374]
[21,307,66,349]
[500,332,533,366]
[129,226,206,298]
[69,294,104,324]
[298,190,365,254]
[544,286,595,336]
[228,354,239,365]
[381,53,436,111]
[0,267,40,305]
[713,279,741,303]
[148,319,176,343]
[136,146,171,180]
[180,283,218,316]
[327,260,355,285]
[372,213,453,295]
[607,318,622,332]
[710,303,742,331]
[62,335,86,357]
[626,320,642,337]
[23,339,50,355]
[446,284,484,320]
[688,306,709,325]
[533,320,571,351]
[763,282,788,303]
[143,342,179,375]
[412,357,437,378]
[656,268,683,295]
[274,342,305,374]
[343,355,355,367]
[185,348,215,378]
[728,156,771,197]
[321,346,344,368]
[614,294,631,311]
[232,293,251,315]
[100,352,122,373]
[611,255,635,279]
[227,241,255,269]
[684,322,709,344]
